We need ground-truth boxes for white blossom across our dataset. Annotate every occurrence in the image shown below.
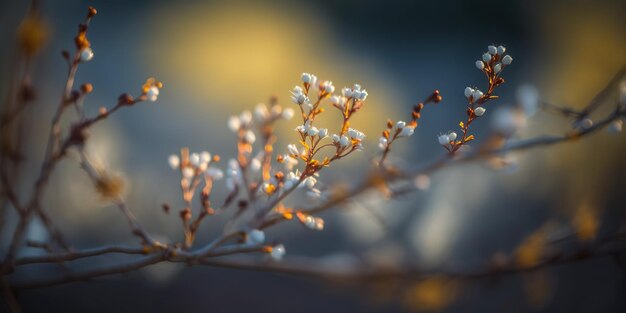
[282,155,298,170]
[474,106,486,117]
[488,45,498,55]
[331,134,340,143]
[502,55,513,65]
[198,152,210,165]
[189,153,200,166]
[347,128,365,141]
[168,155,180,169]
[414,174,431,191]
[80,47,94,62]
[228,116,241,132]
[250,158,262,172]
[146,86,160,102]
[307,126,319,137]
[304,176,317,189]
[482,53,491,62]
[321,81,335,94]
[287,144,299,156]
[472,89,484,102]
[378,137,388,150]
[341,87,353,98]
[282,108,294,120]
[339,135,350,147]
[270,244,286,261]
[493,63,502,74]
[438,134,450,145]
[290,86,309,105]
[398,126,415,137]
[464,87,474,98]
[448,132,458,142]
[254,103,269,121]
[475,60,485,70]
[497,45,506,55]
[239,111,252,126]
[182,167,195,179]
[318,128,328,138]
[301,72,314,84]
[244,130,256,144]
[284,171,300,190]
[246,229,265,245]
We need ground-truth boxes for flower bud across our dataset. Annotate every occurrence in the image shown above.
[502,55,513,65]
[474,106,486,117]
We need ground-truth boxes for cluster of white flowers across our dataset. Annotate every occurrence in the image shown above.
[377,121,415,150]
[464,86,484,105]
[476,45,513,72]
[320,80,335,95]
[341,84,368,101]
[79,47,94,62]
[253,102,294,123]
[228,111,256,143]
[290,85,310,106]
[437,131,458,146]
[168,151,223,183]
[294,120,328,138]
[300,214,324,231]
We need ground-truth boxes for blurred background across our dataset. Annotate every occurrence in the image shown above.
[1,0,625,312]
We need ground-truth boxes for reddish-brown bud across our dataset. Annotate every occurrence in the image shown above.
[81,83,93,94]
[118,93,134,105]
[87,6,97,18]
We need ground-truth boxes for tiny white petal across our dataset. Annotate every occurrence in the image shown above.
[168,155,180,169]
